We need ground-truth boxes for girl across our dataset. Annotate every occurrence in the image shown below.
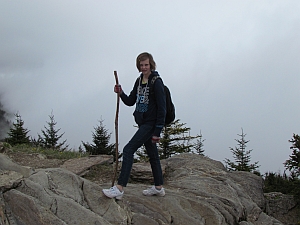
[102,52,166,199]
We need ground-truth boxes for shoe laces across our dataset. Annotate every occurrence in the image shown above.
[110,186,118,193]
[147,186,158,193]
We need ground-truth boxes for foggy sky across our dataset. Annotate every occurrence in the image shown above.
[1,0,300,174]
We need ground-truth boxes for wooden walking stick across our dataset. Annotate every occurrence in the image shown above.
[112,70,120,187]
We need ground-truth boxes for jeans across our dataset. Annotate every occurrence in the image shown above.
[117,124,164,187]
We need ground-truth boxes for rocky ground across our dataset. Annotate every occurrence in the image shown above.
[7,152,65,169]
[6,151,114,184]
[1,151,298,224]
[1,152,285,225]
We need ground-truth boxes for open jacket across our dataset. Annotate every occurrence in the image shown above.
[120,71,166,137]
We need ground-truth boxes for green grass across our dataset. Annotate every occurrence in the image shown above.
[9,144,89,160]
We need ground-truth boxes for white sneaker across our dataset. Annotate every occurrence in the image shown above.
[142,186,165,197]
[102,186,124,200]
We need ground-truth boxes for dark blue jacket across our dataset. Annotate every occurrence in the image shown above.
[120,71,166,137]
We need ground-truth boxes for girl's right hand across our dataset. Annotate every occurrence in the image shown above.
[114,84,122,94]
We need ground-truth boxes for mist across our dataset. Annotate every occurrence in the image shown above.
[0,99,12,140]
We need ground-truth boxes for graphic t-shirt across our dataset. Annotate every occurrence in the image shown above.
[135,80,149,113]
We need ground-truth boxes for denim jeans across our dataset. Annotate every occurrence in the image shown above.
[117,124,164,187]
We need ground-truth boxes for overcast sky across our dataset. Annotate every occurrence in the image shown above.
[1,0,299,174]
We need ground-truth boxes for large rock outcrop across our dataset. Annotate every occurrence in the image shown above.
[0,153,283,225]
[264,192,298,225]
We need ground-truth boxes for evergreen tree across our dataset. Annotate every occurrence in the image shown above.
[284,133,300,177]
[136,119,201,160]
[159,119,201,159]
[82,119,115,156]
[264,134,300,206]
[264,172,300,204]
[194,131,205,155]
[78,145,84,154]
[6,113,30,145]
[224,128,259,173]
[38,112,68,151]
[264,172,293,193]
[136,145,148,162]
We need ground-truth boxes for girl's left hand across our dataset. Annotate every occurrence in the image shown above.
[152,136,160,143]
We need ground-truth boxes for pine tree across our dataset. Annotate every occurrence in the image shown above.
[284,133,300,177]
[224,128,259,173]
[136,145,148,162]
[6,113,30,145]
[38,112,68,151]
[263,171,300,204]
[194,131,205,155]
[159,119,201,159]
[136,119,201,160]
[82,119,115,156]
[263,172,292,193]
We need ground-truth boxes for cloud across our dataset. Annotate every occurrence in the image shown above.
[0,99,12,140]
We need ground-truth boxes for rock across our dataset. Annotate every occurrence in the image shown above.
[161,154,281,224]
[227,170,266,209]
[0,142,11,153]
[265,192,299,225]
[7,152,64,169]
[0,170,23,192]
[131,160,167,183]
[0,153,284,225]
[61,154,113,176]
[0,153,33,178]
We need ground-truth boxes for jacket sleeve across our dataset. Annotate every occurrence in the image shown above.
[153,78,166,137]
[120,79,138,106]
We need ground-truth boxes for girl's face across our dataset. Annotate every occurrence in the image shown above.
[140,59,151,77]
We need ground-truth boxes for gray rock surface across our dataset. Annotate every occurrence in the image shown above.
[0,153,33,178]
[0,153,283,225]
[265,192,298,225]
[61,154,113,176]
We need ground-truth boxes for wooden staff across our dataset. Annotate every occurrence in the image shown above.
[112,71,120,187]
